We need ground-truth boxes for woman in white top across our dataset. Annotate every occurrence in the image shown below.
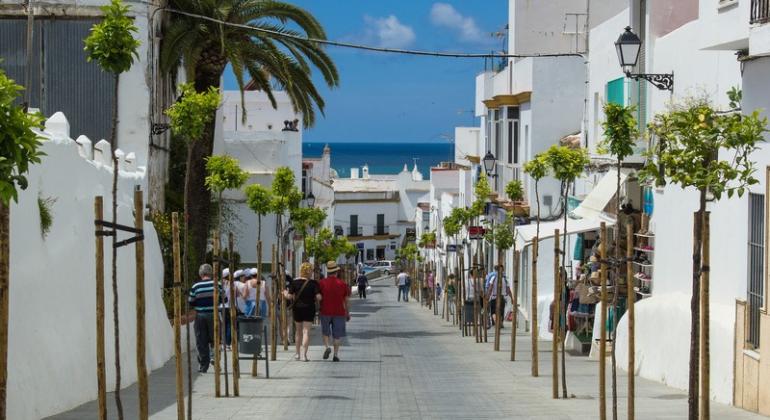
[243,268,270,317]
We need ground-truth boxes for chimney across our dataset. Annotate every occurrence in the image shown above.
[362,164,370,179]
[350,168,359,179]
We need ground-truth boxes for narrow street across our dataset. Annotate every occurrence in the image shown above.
[76,275,761,420]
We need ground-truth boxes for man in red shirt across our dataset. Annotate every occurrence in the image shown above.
[319,261,350,362]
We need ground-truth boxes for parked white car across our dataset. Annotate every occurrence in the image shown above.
[365,260,396,275]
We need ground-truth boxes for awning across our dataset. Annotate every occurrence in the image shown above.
[515,214,615,249]
[571,169,628,220]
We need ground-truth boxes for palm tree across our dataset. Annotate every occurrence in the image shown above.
[160,0,339,268]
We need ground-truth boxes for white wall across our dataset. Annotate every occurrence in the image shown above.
[8,113,173,419]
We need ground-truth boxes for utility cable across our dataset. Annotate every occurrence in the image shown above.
[135,4,586,60]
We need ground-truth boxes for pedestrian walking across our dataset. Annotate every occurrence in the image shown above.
[446,274,457,316]
[284,262,321,361]
[485,268,511,329]
[319,261,350,362]
[396,269,409,302]
[356,271,369,299]
[425,270,435,309]
[189,264,223,373]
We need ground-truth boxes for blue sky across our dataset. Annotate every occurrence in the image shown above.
[222,1,508,143]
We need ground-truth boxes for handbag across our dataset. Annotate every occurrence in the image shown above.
[576,282,600,304]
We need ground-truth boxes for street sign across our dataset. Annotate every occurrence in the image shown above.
[468,226,485,240]
[446,244,462,252]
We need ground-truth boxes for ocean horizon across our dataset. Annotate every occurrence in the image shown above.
[303,141,455,179]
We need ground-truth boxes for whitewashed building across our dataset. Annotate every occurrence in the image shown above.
[214,90,303,266]
[333,164,429,263]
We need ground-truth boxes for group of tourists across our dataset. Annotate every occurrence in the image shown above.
[188,260,351,373]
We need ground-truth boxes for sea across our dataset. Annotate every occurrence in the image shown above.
[302,142,455,179]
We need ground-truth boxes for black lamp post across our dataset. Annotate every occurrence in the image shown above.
[483,150,497,176]
[615,26,673,92]
[306,191,316,208]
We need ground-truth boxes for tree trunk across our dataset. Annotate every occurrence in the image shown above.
[560,191,568,399]
[0,202,10,419]
[109,72,125,420]
[228,233,239,396]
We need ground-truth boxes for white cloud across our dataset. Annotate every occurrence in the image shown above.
[429,3,485,43]
[364,15,416,48]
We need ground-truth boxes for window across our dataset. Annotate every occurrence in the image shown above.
[301,169,307,195]
[349,215,359,236]
[747,193,764,349]
[607,77,625,106]
[366,249,374,261]
[376,214,386,235]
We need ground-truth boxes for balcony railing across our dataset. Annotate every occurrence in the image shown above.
[751,0,770,24]
[348,227,363,237]
[375,226,389,236]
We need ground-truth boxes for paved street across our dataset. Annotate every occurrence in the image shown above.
[54,275,763,419]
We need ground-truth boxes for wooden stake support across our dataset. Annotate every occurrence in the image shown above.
[0,202,8,420]
[94,197,107,420]
[511,250,520,362]
[626,221,635,420]
[134,190,148,419]
[700,212,710,420]
[212,230,221,397]
[228,233,239,396]
[171,213,185,419]
[531,237,539,377]
[599,222,607,420]
[270,245,277,361]
[552,230,560,400]
[494,249,504,351]
[252,240,262,377]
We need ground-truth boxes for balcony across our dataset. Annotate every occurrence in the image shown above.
[348,227,363,237]
[375,226,389,236]
[752,0,770,24]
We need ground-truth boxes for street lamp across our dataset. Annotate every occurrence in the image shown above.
[306,191,316,208]
[615,26,673,92]
[483,150,497,176]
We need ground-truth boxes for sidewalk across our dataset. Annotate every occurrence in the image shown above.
[52,275,765,419]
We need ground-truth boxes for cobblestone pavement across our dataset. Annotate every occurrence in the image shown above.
[53,275,765,419]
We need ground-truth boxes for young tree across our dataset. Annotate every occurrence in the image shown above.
[0,69,44,419]
[204,155,249,233]
[544,144,590,399]
[165,83,222,273]
[290,206,327,263]
[160,0,339,275]
[244,184,273,254]
[523,154,549,377]
[505,180,524,203]
[83,2,139,415]
[601,102,639,419]
[642,91,767,419]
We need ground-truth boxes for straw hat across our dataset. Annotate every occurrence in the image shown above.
[300,262,313,279]
[326,260,340,273]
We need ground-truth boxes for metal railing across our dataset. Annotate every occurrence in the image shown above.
[348,227,363,237]
[375,226,389,236]
[747,193,764,349]
[751,0,770,24]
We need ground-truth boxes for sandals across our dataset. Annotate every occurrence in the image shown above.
[294,353,301,361]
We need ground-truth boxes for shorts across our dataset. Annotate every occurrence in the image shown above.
[489,298,504,317]
[293,305,316,323]
[320,315,346,339]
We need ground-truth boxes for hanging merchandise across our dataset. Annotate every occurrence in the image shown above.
[643,186,654,215]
